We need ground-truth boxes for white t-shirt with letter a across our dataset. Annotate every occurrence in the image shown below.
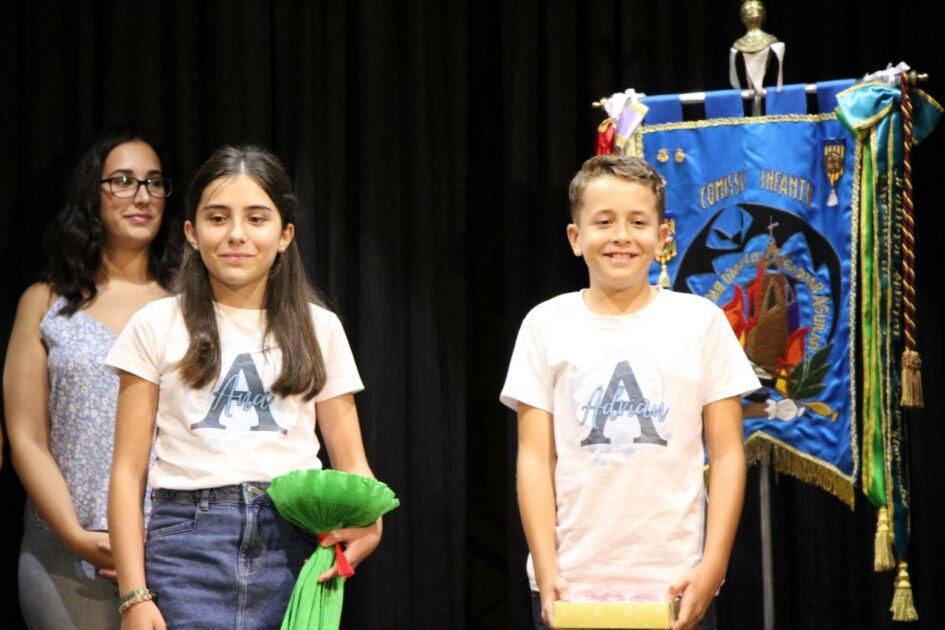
[105,297,364,490]
[501,289,759,596]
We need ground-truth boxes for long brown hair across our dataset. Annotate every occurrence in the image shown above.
[176,145,326,400]
[46,126,181,314]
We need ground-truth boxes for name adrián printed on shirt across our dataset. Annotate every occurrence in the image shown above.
[579,360,671,448]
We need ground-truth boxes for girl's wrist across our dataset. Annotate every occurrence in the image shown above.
[118,587,157,615]
[62,525,91,553]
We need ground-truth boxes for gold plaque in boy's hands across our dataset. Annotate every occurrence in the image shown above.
[553,599,679,629]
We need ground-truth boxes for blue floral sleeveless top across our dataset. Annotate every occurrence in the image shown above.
[24,297,122,531]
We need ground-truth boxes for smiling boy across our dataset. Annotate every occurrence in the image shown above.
[501,155,760,630]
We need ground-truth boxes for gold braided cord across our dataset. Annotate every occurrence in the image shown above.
[899,74,915,352]
[640,112,837,134]
[849,142,862,479]
[898,74,923,409]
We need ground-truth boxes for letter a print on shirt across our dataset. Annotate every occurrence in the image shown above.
[191,353,284,434]
[580,360,668,447]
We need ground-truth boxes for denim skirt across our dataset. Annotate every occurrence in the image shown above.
[145,482,317,630]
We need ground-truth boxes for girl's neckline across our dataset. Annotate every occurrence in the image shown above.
[75,308,120,338]
[213,300,266,315]
[48,296,119,338]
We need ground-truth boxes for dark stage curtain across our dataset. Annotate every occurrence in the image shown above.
[1,1,468,627]
[2,1,943,628]
[467,2,945,629]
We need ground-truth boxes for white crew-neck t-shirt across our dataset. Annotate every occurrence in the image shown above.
[501,288,760,595]
[105,296,364,490]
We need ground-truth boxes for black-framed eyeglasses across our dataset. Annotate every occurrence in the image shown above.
[101,175,173,199]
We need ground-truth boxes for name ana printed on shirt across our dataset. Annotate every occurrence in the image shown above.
[578,359,671,448]
[191,352,285,435]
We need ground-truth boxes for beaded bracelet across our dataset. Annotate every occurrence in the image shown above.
[118,587,157,615]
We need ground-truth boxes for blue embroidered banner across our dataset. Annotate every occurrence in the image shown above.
[637,111,857,505]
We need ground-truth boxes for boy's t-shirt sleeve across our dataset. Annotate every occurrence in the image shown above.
[103,302,164,384]
[700,305,762,405]
[500,317,554,413]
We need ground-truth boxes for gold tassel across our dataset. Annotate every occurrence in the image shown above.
[874,508,895,571]
[890,561,918,621]
[900,349,924,409]
[658,262,671,289]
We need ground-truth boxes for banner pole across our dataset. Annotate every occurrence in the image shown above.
[732,2,779,624]
[744,88,775,629]
[747,83,776,630]
[759,462,775,630]
[748,80,776,630]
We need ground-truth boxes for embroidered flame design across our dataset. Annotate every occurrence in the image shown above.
[722,285,748,346]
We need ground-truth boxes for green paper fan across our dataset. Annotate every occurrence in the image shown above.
[268,468,400,630]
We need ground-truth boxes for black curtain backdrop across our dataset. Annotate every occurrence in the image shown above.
[1,1,942,628]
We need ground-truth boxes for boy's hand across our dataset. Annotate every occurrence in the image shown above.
[667,565,721,630]
[538,574,569,628]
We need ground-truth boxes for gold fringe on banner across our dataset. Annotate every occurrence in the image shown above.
[873,508,895,571]
[890,562,919,622]
[744,434,855,508]
[900,349,924,408]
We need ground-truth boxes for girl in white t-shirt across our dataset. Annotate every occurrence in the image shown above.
[106,146,380,629]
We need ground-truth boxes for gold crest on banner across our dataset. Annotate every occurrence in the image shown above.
[655,213,677,289]
[824,140,845,207]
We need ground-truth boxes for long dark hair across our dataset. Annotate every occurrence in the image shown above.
[176,145,326,400]
[45,126,181,315]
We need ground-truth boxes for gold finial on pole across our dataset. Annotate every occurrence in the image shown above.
[906,70,929,85]
[733,1,779,53]
[729,0,784,112]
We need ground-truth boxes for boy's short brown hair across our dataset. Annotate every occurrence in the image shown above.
[568,155,666,222]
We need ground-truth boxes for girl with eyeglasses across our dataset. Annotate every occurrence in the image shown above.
[4,127,180,629]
